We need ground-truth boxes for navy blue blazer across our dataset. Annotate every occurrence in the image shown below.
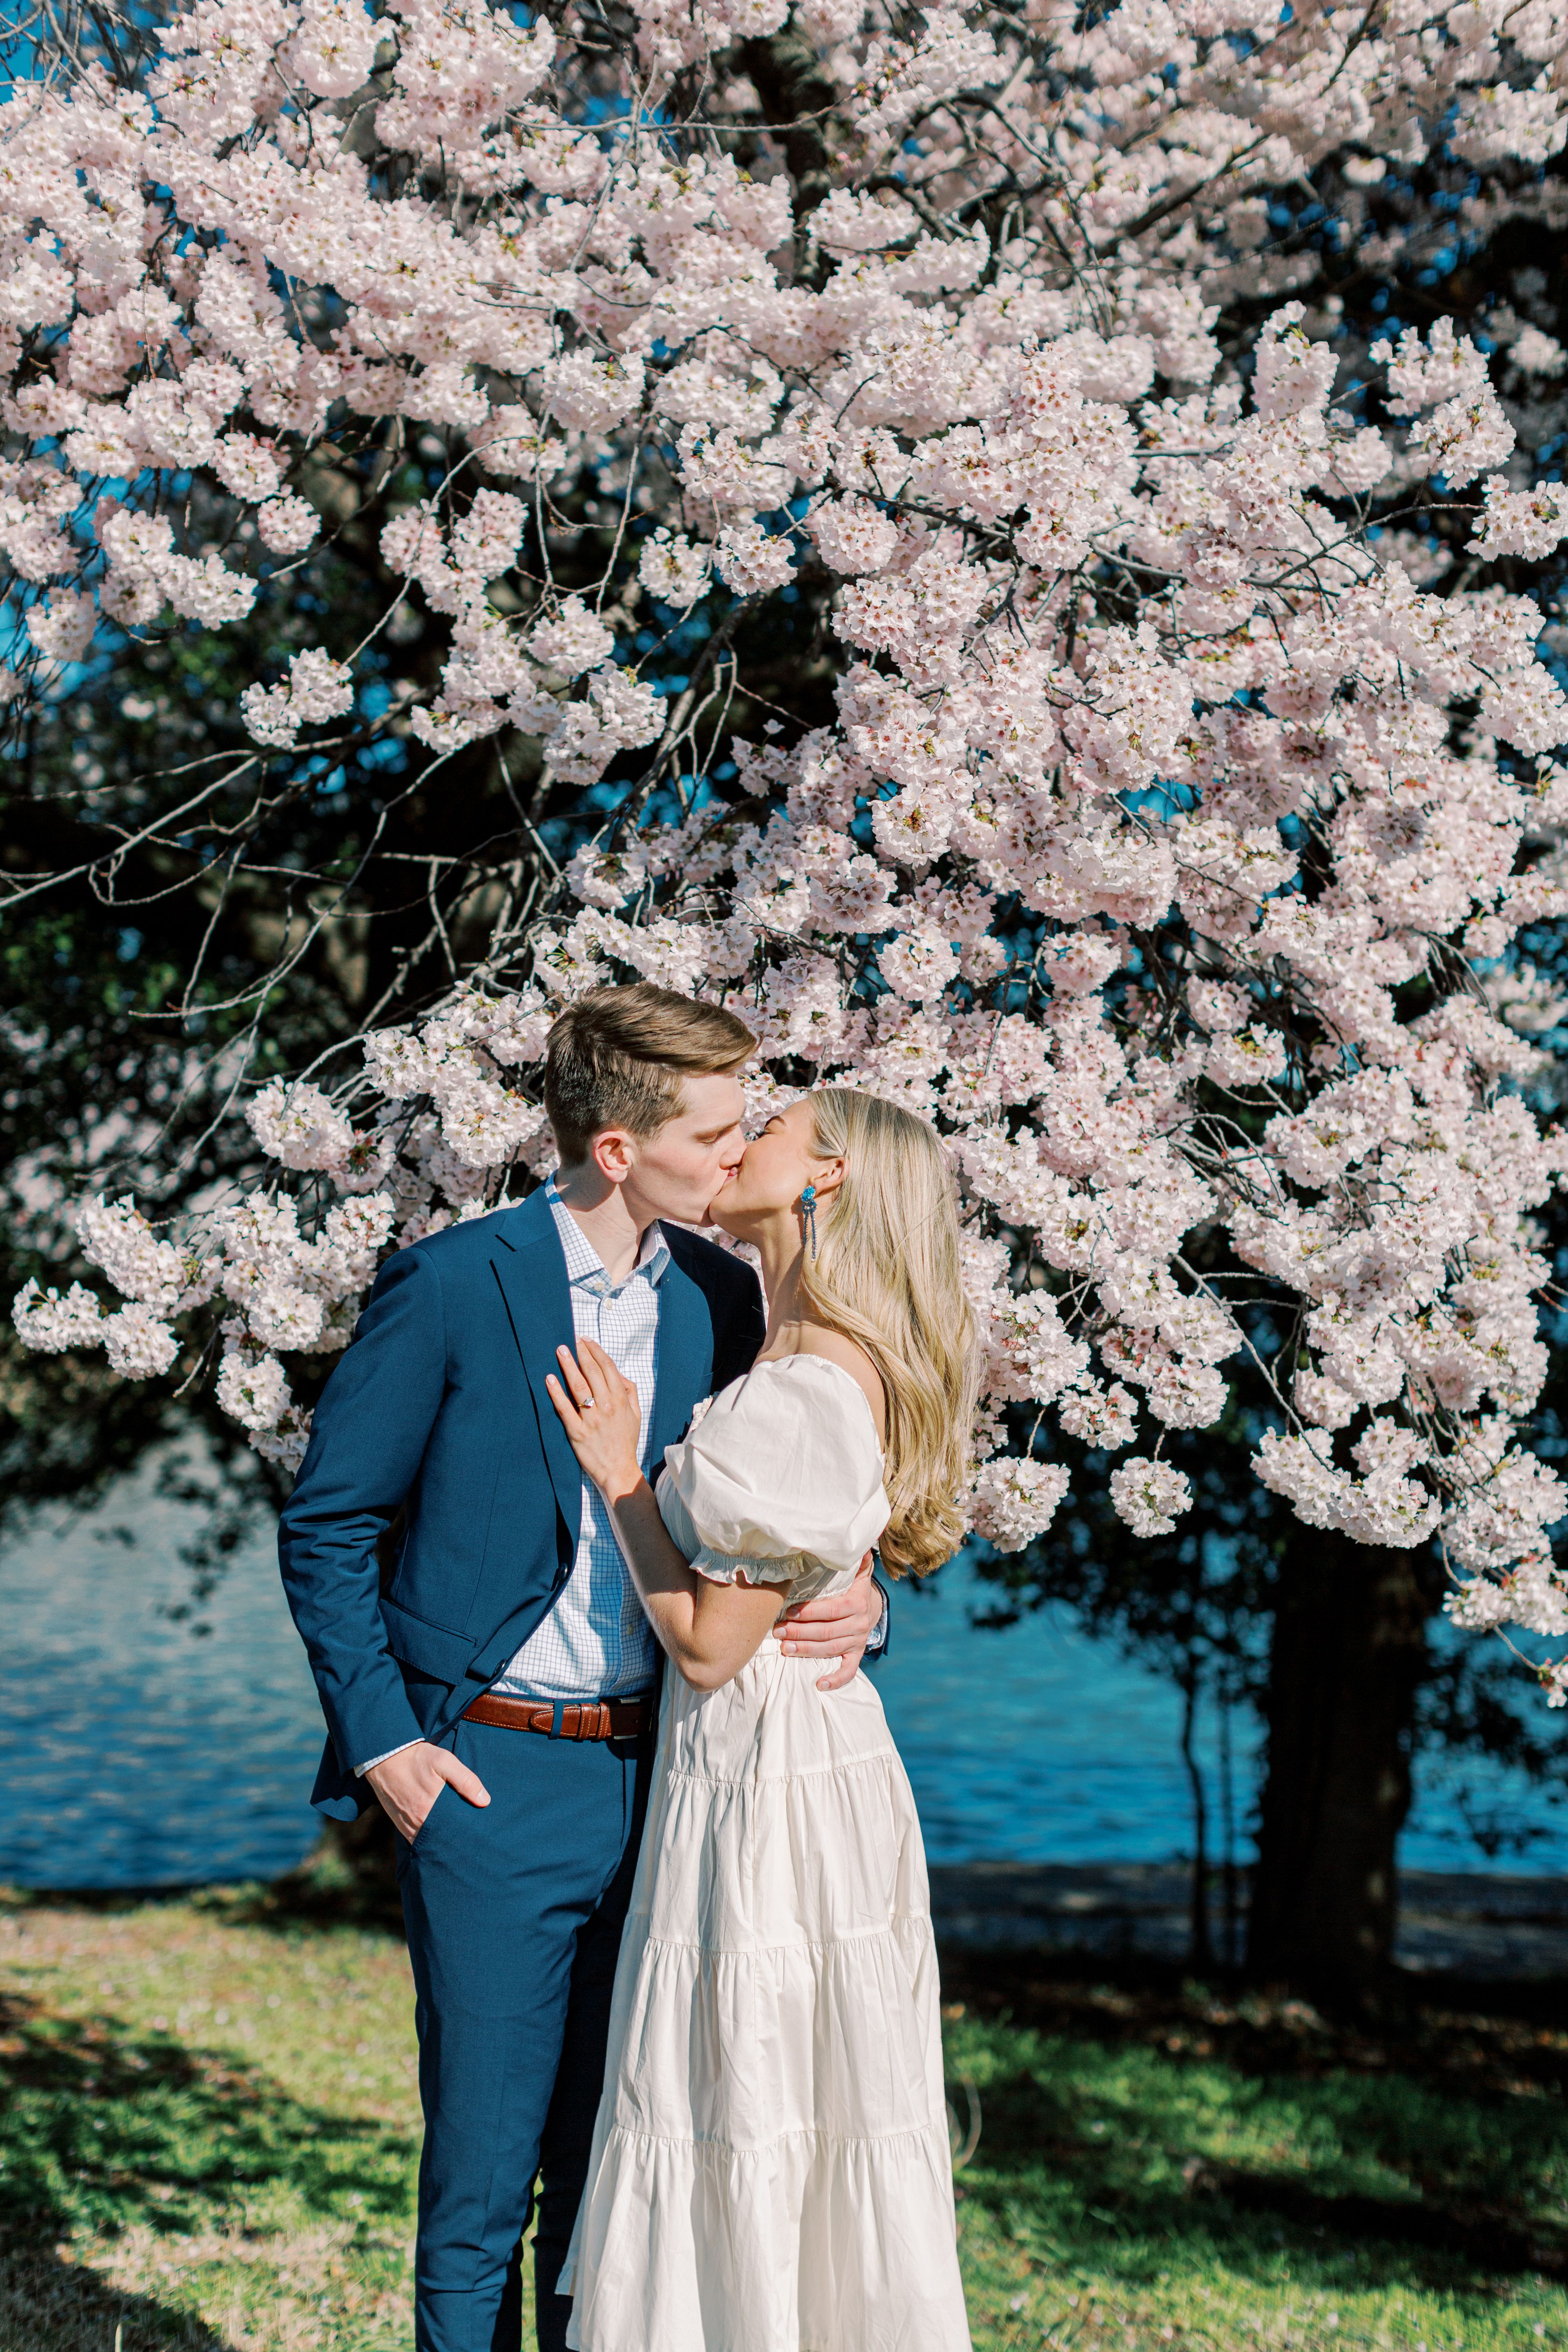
[278,1187,767,1817]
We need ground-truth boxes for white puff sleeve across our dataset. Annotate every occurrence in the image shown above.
[657,1356,891,1588]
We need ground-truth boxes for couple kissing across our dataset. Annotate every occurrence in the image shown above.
[280,981,976,2352]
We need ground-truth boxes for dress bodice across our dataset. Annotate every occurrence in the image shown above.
[656,1353,891,1608]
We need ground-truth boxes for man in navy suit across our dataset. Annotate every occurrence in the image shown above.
[279,984,886,2352]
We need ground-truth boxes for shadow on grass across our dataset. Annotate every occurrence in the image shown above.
[0,2238,227,2352]
[0,1987,416,2350]
[941,1946,1568,2297]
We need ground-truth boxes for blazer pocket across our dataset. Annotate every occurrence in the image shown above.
[380,1597,478,1685]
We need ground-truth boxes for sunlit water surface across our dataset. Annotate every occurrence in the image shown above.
[1,1454,1562,1886]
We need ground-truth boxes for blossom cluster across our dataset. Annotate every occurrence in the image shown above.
[6,0,1568,1689]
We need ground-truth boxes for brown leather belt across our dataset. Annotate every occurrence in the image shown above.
[461,1691,652,1742]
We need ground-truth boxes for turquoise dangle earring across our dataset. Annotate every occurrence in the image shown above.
[800,1183,818,1257]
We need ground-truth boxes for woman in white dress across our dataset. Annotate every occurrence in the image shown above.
[541,1086,977,2352]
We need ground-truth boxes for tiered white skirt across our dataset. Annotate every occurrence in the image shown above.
[560,1633,971,2352]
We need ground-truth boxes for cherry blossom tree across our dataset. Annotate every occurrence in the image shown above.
[7,0,1568,1744]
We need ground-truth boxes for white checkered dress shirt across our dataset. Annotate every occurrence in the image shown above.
[492,1180,664,1701]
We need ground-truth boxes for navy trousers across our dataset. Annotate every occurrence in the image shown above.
[395,1713,653,2352]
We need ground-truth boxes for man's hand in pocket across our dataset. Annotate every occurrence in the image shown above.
[364,1742,491,1844]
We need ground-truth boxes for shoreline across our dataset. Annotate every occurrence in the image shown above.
[7,1858,1568,1980]
[930,1861,1568,1978]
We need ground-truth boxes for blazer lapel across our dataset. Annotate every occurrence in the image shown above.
[490,1192,581,1557]
[646,1245,715,1473]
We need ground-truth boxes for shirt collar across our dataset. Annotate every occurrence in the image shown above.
[545,1177,670,1296]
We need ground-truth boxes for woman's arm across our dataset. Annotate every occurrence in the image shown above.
[545,1338,786,1692]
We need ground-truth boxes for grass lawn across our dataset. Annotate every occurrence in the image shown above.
[3,1886,1568,2352]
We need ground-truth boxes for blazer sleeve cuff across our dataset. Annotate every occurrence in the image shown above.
[354,1737,423,1778]
[325,1673,424,1786]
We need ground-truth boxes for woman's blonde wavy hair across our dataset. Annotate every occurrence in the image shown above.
[798,1088,979,1578]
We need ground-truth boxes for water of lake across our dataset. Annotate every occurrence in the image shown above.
[2,1450,1564,1888]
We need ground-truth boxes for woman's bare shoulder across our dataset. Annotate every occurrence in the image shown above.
[793,1325,886,1443]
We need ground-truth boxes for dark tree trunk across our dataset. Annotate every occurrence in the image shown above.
[1248,1528,1436,1999]
[266,1805,405,1930]
[741,33,840,234]
[1178,1675,1213,1971]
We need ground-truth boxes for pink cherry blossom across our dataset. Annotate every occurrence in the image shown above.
[5,0,1568,1697]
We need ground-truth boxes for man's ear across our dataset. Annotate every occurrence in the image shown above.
[588,1126,636,1186]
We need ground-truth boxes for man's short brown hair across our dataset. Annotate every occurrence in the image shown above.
[543,983,756,1165]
